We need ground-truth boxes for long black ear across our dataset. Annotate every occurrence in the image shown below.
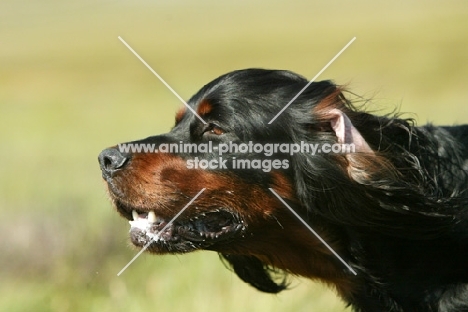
[220,254,288,293]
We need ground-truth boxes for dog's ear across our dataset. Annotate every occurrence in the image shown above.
[310,86,373,154]
[328,108,373,154]
[220,254,287,293]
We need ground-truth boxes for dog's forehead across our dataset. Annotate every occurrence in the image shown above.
[189,69,304,102]
[176,69,340,132]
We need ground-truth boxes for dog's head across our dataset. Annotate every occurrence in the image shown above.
[99,69,386,292]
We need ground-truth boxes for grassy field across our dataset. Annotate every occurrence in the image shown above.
[1,1,467,311]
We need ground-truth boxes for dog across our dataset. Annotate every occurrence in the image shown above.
[99,69,468,311]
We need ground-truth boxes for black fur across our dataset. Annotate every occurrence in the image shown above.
[100,69,468,311]
[192,69,468,311]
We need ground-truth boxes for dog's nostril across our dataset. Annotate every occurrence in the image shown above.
[103,155,113,170]
[98,148,130,178]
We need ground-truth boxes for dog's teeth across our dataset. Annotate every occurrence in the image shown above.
[132,210,139,221]
[148,211,157,223]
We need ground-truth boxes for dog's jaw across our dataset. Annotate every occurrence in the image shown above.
[120,204,247,253]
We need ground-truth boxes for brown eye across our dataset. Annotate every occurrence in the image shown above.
[210,126,224,135]
[204,124,224,136]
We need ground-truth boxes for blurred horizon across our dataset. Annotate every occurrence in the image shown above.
[1,1,467,311]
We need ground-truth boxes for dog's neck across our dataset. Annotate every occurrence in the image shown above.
[218,212,357,297]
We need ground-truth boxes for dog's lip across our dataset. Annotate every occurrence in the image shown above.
[117,201,247,246]
[130,209,246,246]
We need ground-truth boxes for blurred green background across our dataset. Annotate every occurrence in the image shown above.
[1,1,467,311]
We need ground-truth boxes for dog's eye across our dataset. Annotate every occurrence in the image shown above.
[203,124,224,136]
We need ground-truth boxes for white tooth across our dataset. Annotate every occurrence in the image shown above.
[132,210,139,221]
[148,211,157,223]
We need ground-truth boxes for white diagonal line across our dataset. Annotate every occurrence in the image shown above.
[117,188,206,276]
[268,188,357,275]
[268,37,356,124]
[118,36,207,125]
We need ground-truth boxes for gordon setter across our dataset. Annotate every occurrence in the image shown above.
[99,69,468,311]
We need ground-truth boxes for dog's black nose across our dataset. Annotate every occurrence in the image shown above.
[98,148,129,180]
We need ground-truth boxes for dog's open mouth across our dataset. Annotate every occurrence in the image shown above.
[116,202,246,252]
